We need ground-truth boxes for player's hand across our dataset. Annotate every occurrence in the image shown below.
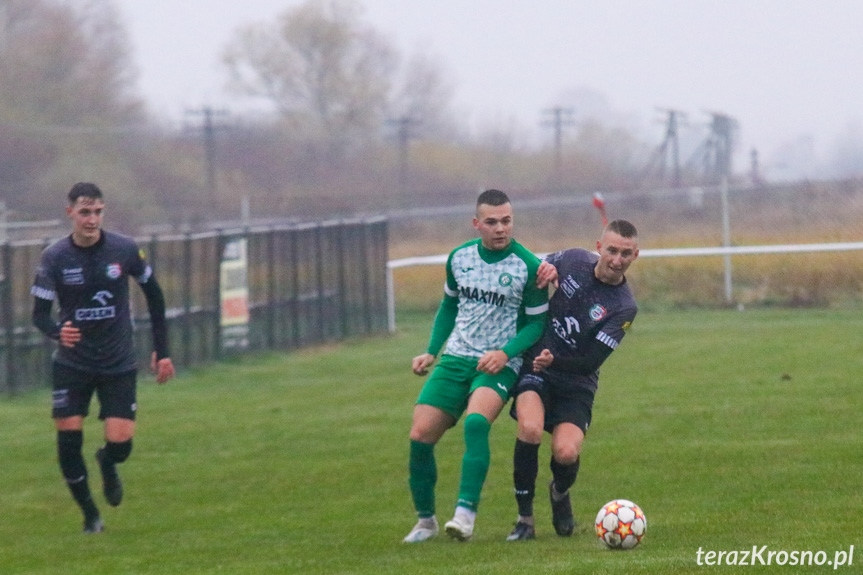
[59,321,81,348]
[536,261,558,289]
[151,352,176,384]
[412,353,435,376]
[477,350,508,375]
[533,349,554,372]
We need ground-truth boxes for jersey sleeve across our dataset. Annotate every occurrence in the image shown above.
[139,276,170,360]
[500,254,548,359]
[129,246,153,284]
[425,251,459,356]
[30,251,57,302]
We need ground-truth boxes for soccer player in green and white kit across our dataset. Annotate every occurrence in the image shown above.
[402,189,550,543]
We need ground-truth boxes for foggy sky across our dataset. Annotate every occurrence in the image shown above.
[115,0,863,180]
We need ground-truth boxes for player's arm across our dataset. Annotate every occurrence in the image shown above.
[138,274,175,383]
[537,343,615,375]
[426,293,458,357]
[32,294,80,348]
[543,310,636,374]
[500,268,549,360]
[31,253,64,342]
[31,296,60,340]
[413,256,459,375]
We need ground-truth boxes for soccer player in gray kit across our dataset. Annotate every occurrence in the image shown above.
[506,220,639,541]
[31,182,175,533]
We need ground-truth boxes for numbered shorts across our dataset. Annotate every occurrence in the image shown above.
[510,371,594,434]
[416,354,518,420]
[51,362,138,421]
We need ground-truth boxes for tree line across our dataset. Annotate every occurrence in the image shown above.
[0,0,809,235]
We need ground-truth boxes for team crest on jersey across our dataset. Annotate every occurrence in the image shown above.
[498,272,513,287]
[106,263,122,279]
[589,304,607,321]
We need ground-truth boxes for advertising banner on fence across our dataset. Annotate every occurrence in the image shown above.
[220,237,250,352]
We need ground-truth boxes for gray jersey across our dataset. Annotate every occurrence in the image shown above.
[31,231,152,373]
[538,248,638,391]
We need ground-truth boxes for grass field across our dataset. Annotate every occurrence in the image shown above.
[1,308,861,574]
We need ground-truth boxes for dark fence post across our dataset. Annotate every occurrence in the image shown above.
[359,222,373,334]
[289,226,300,348]
[265,227,274,349]
[213,231,224,362]
[182,232,193,368]
[334,222,351,337]
[314,224,326,341]
[2,242,14,394]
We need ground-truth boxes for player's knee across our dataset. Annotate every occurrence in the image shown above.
[105,418,135,443]
[464,412,490,436]
[409,426,431,443]
[410,421,446,444]
[517,419,544,444]
[553,443,580,466]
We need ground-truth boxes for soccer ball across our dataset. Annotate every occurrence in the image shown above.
[594,499,646,549]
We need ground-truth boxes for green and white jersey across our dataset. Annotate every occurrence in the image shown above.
[440,238,548,372]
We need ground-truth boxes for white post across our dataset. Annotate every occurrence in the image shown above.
[386,264,396,333]
[241,196,250,226]
[0,201,6,244]
[720,176,733,303]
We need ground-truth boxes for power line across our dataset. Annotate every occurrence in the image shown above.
[185,107,230,200]
[386,115,421,201]
[541,107,575,175]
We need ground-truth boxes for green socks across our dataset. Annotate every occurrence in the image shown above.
[457,413,491,512]
[409,440,437,518]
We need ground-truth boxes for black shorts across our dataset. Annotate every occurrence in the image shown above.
[51,363,138,421]
[510,371,594,434]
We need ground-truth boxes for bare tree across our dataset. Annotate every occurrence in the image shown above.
[0,0,142,125]
[389,49,456,140]
[223,0,397,158]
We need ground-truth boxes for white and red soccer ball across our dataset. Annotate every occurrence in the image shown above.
[595,499,646,549]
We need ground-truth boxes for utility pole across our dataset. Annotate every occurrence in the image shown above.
[186,107,229,201]
[387,115,420,203]
[541,107,575,176]
[659,108,683,187]
[706,111,736,183]
[683,111,738,186]
[641,108,686,187]
[749,148,764,187]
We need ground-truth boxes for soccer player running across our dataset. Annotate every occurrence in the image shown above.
[506,220,639,541]
[403,189,550,543]
[31,182,175,534]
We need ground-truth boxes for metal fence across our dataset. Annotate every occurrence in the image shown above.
[0,217,389,395]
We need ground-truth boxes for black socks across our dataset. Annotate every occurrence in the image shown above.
[57,430,99,521]
[513,439,540,517]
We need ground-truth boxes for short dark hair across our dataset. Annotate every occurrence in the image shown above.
[605,219,637,238]
[476,189,510,208]
[68,182,103,205]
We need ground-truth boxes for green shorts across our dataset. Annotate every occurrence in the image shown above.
[416,354,518,420]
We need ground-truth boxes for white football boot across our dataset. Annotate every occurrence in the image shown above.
[402,516,439,543]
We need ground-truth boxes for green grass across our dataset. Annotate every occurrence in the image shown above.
[2,309,862,574]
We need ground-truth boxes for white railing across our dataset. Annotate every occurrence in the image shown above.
[386,241,863,332]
